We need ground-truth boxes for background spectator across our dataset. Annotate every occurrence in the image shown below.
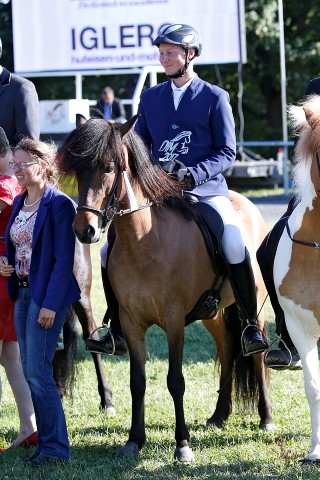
[91,86,126,123]
[0,37,40,146]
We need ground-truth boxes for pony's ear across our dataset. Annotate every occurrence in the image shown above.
[119,114,140,138]
[303,106,314,123]
[76,114,87,128]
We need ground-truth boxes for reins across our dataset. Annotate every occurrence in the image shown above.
[285,221,320,249]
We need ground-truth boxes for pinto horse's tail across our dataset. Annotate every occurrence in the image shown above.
[53,308,78,399]
[224,303,269,410]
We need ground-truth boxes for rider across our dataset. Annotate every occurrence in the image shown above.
[257,77,320,370]
[86,23,269,357]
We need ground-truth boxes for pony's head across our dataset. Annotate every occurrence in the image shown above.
[289,95,320,204]
[58,115,194,243]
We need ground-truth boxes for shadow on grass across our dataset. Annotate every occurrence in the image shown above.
[1,428,316,480]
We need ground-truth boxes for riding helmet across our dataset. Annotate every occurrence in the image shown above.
[153,24,202,57]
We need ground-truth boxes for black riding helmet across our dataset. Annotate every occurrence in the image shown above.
[153,24,202,78]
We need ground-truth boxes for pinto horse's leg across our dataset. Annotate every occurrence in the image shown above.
[117,322,147,458]
[73,241,114,412]
[286,315,320,462]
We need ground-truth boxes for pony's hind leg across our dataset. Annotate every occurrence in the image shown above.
[72,299,115,412]
[73,240,115,412]
[203,310,234,428]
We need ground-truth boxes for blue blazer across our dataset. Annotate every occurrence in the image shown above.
[5,186,81,311]
[135,75,236,197]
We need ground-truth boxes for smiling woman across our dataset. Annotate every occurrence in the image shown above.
[0,138,81,466]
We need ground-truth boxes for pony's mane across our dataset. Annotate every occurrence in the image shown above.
[58,118,196,220]
[288,95,320,203]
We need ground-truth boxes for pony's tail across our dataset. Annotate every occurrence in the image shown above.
[224,303,261,410]
[53,308,78,400]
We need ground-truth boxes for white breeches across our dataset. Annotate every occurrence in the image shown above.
[200,195,246,264]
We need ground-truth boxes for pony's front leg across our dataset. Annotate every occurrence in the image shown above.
[286,316,320,462]
[296,340,320,462]
[117,328,147,458]
[167,319,194,463]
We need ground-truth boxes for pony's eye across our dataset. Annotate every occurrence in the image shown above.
[104,165,115,174]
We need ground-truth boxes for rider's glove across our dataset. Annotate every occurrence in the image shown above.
[161,160,194,186]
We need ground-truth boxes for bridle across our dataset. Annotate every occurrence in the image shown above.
[76,163,154,232]
[286,150,320,249]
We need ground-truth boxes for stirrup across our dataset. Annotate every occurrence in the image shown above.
[241,324,268,356]
[264,335,298,369]
[85,322,116,356]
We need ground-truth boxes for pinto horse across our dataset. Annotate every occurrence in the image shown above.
[58,116,275,461]
[273,95,320,464]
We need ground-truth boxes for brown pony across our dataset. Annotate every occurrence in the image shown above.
[58,116,275,462]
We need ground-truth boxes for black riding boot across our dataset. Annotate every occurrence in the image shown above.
[256,209,302,370]
[85,243,128,356]
[228,249,269,356]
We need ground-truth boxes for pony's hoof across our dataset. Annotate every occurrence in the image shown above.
[106,406,116,416]
[205,418,225,429]
[117,441,140,458]
[259,421,277,432]
[174,445,194,463]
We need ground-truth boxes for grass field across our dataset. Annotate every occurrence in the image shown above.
[1,191,319,479]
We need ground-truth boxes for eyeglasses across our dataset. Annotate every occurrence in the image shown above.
[9,161,38,170]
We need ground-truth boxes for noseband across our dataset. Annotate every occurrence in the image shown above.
[76,166,154,231]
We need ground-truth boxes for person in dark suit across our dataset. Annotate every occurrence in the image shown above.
[91,86,126,123]
[0,37,40,146]
[0,138,80,466]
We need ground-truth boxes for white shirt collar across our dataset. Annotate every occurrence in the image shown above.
[171,75,195,93]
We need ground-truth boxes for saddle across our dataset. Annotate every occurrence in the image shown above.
[184,198,228,326]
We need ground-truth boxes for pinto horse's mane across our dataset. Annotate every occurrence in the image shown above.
[58,118,196,220]
[288,95,320,204]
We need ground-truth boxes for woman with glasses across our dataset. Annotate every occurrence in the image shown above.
[0,128,37,449]
[0,138,80,466]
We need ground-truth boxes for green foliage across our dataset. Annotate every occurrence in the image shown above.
[2,2,320,156]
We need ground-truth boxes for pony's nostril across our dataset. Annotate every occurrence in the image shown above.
[87,224,96,238]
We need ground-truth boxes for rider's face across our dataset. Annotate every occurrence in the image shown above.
[159,44,186,76]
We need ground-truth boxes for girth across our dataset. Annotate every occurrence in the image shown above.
[184,200,228,326]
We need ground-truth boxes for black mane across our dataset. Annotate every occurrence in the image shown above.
[58,118,196,221]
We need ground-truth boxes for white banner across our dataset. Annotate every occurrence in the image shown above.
[12,0,245,73]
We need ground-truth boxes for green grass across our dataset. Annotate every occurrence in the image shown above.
[0,232,319,479]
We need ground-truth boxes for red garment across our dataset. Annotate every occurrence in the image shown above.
[0,175,23,340]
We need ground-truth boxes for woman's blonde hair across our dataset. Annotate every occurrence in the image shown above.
[13,137,60,188]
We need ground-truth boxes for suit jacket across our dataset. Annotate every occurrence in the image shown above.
[5,186,80,311]
[91,97,126,123]
[135,75,236,197]
[0,67,40,146]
